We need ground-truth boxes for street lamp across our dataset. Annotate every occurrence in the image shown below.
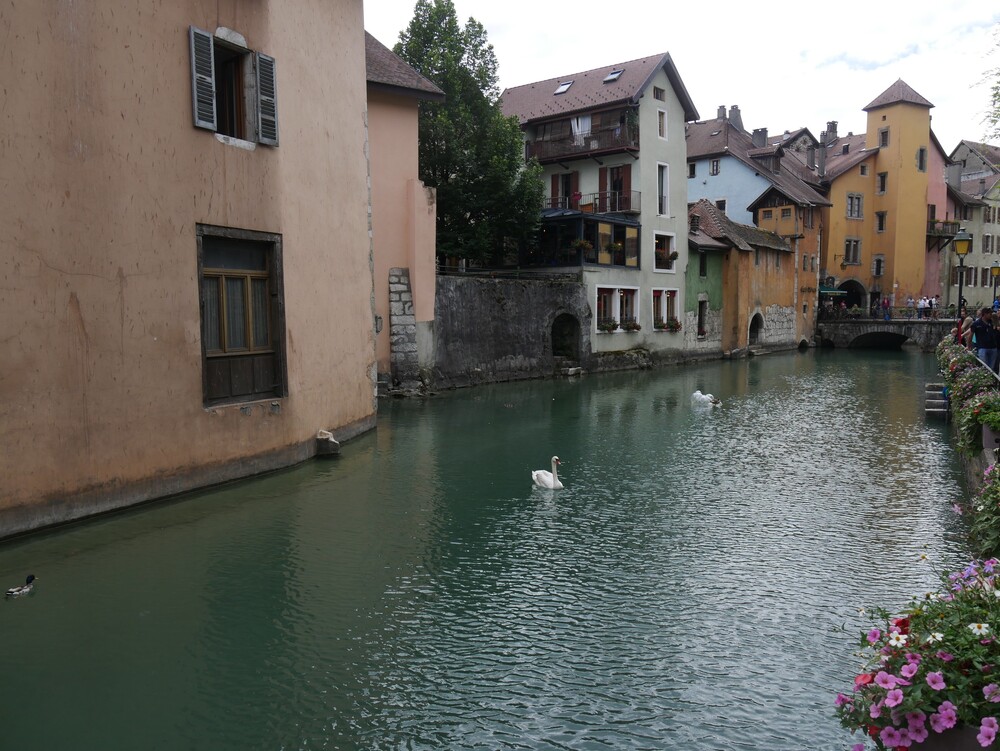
[992,261,999,308]
[954,228,972,342]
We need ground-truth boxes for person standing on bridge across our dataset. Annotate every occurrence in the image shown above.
[971,307,999,371]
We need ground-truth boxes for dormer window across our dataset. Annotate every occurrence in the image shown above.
[603,70,623,83]
[554,81,573,95]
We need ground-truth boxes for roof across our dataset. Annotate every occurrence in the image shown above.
[863,79,933,111]
[962,173,1000,197]
[686,118,831,208]
[821,137,878,182]
[955,140,1000,172]
[767,127,820,149]
[688,199,790,253]
[365,32,445,102]
[688,227,728,250]
[948,183,986,207]
[500,52,699,125]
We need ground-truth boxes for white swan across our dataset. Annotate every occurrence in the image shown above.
[532,456,564,489]
[692,390,722,407]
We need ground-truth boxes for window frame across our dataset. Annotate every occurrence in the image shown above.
[654,233,677,272]
[651,287,679,329]
[709,159,720,176]
[197,224,287,407]
[847,192,864,219]
[844,237,861,264]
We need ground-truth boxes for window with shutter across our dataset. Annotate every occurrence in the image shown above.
[188,26,278,147]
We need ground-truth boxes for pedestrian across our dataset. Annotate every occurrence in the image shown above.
[971,307,999,370]
[917,296,926,319]
[906,295,915,319]
[882,297,891,321]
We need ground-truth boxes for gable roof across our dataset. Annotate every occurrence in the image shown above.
[962,173,1000,197]
[500,52,698,125]
[686,118,831,208]
[954,140,1000,172]
[365,32,445,102]
[821,137,878,182]
[689,199,790,252]
[863,79,933,111]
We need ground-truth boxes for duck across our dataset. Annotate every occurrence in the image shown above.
[532,456,564,489]
[692,390,722,407]
[6,574,36,597]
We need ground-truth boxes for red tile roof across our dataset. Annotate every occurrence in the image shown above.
[689,199,790,252]
[863,79,933,111]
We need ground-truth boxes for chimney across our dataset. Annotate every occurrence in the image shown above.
[807,146,816,169]
[825,121,838,143]
[718,105,726,119]
[946,163,961,189]
[752,127,768,148]
[728,105,744,132]
[842,144,849,155]
[817,145,827,176]
[690,213,701,233]
[982,178,988,196]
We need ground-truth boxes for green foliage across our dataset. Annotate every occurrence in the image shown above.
[394,0,544,263]
[972,465,1000,558]
[985,29,1000,143]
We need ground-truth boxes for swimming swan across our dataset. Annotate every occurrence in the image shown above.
[532,456,564,489]
[692,390,722,407]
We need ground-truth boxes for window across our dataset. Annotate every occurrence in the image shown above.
[699,250,707,277]
[657,110,667,140]
[657,164,669,215]
[917,147,928,172]
[697,301,708,335]
[715,199,726,212]
[983,268,992,287]
[190,27,278,145]
[878,127,889,148]
[803,254,808,271]
[652,288,678,328]
[985,234,994,254]
[811,255,816,271]
[968,267,977,286]
[710,159,720,176]
[653,86,665,101]
[876,211,887,233]
[554,81,573,95]
[593,222,638,267]
[655,234,676,271]
[860,165,869,176]
[781,208,792,219]
[762,209,773,220]
[197,225,286,406]
[603,70,624,83]
[873,255,884,277]
[687,162,696,179]
[597,286,638,331]
[754,248,760,266]
[844,238,860,264]
[877,172,887,194]
[847,193,863,219]
[804,207,814,229]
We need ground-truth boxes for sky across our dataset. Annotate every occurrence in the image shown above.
[364,0,1000,152]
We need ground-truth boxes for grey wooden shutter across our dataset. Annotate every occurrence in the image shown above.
[256,53,278,146]
[189,27,217,130]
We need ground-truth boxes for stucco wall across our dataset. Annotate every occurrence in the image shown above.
[431,276,591,387]
[0,1,374,537]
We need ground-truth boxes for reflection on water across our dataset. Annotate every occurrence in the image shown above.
[0,349,970,749]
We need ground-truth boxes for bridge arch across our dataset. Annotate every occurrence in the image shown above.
[749,313,764,345]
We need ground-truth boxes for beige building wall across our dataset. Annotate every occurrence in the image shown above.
[0,1,375,536]
[367,89,437,377]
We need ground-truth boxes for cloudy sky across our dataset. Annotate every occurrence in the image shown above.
[365,1,1000,152]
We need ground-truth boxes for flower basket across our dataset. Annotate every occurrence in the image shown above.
[665,317,682,332]
[835,559,1000,749]
[570,238,593,253]
[653,319,668,331]
[621,319,641,332]
[597,319,619,333]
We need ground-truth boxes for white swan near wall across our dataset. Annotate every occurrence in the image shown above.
[692,390,722,407]
[532,456,564,489]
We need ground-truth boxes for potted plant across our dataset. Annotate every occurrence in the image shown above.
[653,318,668,331]
[835,559,1000,749]
[570,238,593,253]
[621,318,641,332]
[666,317,682,332]
[597,318,619,333]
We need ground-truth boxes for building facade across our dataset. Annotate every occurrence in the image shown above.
[1,2,375,536]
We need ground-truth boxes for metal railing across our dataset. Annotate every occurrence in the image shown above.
[545,191,640,214]
[928,220,960,236]
[527,125,639,162]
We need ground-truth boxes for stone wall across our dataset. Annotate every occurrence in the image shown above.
[429,275,591,389]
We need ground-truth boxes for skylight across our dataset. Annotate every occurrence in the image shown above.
[603,70,623,83]
[554,81,573,95]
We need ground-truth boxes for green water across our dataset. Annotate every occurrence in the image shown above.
[0,349,971,750]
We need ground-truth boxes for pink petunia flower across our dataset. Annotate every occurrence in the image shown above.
[978,722,996,747]
[901,663,919,679]
[885,688,904,707]
[867,628,881,644]
[984,717,999,731]
[985,684,1000,703]
[880,726,904,746]
[927,672,947,690]
[876,671,897,689]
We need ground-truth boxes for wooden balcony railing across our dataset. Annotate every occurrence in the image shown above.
[527,125,639,163]
[545,191,640,214]
[927,220,960,236]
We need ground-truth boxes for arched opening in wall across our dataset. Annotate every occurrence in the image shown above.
[837,279,867,311]
[749,313,764,345]
[552,314,581,360]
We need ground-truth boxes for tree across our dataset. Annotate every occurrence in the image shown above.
[394,0,543,264]
[986,29,1000,143]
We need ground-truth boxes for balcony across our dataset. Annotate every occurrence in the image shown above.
[545,191,640,215]
[527,125,639,164]
[926,219,959,253]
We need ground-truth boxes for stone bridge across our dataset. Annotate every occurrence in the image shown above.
[816,319,954,351]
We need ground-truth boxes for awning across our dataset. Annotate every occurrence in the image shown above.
[819,285,847,296]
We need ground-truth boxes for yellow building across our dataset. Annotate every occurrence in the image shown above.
[818,81,953,311]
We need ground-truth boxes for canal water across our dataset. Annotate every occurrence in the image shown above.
[0,349,971,750]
